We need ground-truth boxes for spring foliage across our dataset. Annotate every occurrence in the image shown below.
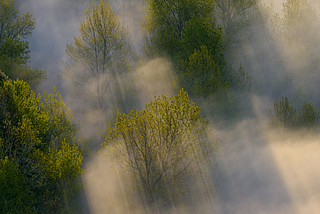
[0,79,85,213]
[141,0,251,123]
[60,0,135,111]
[102,89,219,208]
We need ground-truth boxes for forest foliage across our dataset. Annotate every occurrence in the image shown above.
[0,79,85,213]
[59,0,136,113]
[268,97,320,131]
[0,0,46,89]
[3,0,320,213]
[102,89,219,210]
[140,0,252,123]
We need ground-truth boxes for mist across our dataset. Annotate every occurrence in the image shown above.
[12,0,320,213]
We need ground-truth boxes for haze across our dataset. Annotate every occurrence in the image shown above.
[12,0,320,213]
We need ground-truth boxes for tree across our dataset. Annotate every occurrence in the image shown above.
[0,0,35,44]
[269,0,320,63]
[0,0,46,89]
[44,141,84,213]
[177,45,223,97]
[0,79,85,213]
[101,89,219,210]
[297,102,320,130]
[0,157,35,214]
[268,96,320,131]
[269,0,320,76]
[268,97,297,130]
[141,0,217,62]
[279,0,319,46]
[60,0,135,112]
[215,0,257,50]
[141,0,251,121]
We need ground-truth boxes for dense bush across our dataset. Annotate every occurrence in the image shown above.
[0,79,85,213]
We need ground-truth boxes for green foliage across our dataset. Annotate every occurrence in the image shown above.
[142,0,251,123]
[268,97,297,129]
[178,45,250,97]
[0,0,35,42]
[142,0,218,61]
[47,141,84,181]
[178,45,223,97]
[102,89,219,208]
[0,38,46,89]
[177,45,246,122]
[0,0,46,89]
[0,80,49,145]
[180,16,225,65]
[41,87,78,149]
[297,102,320,129]
[44,141,84,213]
[60,0,135,112]
[0,80,85,213]
[268,96,320,131]
[0,37,30,63]
[0,157,35,214]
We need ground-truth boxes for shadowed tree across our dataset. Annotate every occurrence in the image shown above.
[0,79,85,213]
[268,97,297,130]
[0,0,46,89]
[215,0,257,50]
[141,0,218,62]
[268,96,320,132]
[141,0,251,124]
[60,0,135,112]
[297,102,320,130]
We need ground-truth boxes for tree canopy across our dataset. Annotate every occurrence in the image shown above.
[141,0,251,123]
[102,89,219,210]
[0,0,35,42]
[0,0,46,89]
[215,0,257,50]
[0,79,85,213]
[60,0,135,112]
[141,0,220,64]
[268,96,320,131]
